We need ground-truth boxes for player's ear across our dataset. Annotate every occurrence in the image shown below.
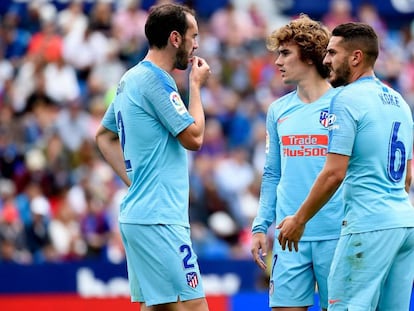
[351,50,362,66]
[170,31,182,49]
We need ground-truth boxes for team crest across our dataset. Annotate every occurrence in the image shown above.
[186,272,199,288]
[319,110,330,128]
[319,110,336,128]
[170,91,187,115]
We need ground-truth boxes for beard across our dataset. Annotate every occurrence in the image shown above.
[329,61,351,87]
[174,44,189,70]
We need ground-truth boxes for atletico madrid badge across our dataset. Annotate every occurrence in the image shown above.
[186,272,199,288]
[319,109,330,128]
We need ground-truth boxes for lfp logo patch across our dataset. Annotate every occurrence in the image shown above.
[170,91,187,115]
[186,272,199,288]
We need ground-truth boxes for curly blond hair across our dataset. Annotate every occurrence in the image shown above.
[267,14,330,78]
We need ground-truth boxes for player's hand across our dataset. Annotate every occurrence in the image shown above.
[251,232,268,270]
[189,56,211,86]
[276,215,305,252]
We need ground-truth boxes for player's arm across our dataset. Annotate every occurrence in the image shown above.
[251,110,280,270]
[405,159,412,193]
[95,124,131,187]
[177,56,210,151]
[277,152,348,251]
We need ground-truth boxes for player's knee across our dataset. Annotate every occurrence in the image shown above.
[181,297,209,311]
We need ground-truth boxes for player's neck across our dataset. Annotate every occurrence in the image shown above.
[144,49,175,73]
[349,68,375,84]
[296,78,331,104]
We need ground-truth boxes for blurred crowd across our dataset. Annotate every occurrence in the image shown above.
[1,0,414,265]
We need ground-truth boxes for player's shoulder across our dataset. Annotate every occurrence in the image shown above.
[320,86,344,103]
[331,83,359,104]
[327,86,344,96]
[379,81,405,100]
[269,90,297,110]
[128,61,158,81]
[126,61,174,90]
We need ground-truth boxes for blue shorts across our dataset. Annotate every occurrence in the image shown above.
[270,239,338,309]
[328,227,414,311]
[119,223,205,306]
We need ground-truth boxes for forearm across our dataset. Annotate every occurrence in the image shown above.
[101,142,130,187]
[187,81,205,139]
[405,159,412,193]
[295,168,342,225]
[253,174,279,233]
[96,127,131,187]
[177,56,210,150]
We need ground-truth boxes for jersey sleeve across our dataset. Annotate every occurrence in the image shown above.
[101,102,118,133]
[328,91,359,156]
[404,97,413,161]
[408,125,413,161]
[252,105,280,234]
[141,71,194,137]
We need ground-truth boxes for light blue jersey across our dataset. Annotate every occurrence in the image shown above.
[102,61,194,227]
[328,77,414,235]
[252,87,343,241]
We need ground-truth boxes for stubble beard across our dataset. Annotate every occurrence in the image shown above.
[174,44,189,71]
[329,61,351,87]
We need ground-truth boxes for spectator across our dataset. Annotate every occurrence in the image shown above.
[356,2,387,39]
[57,0,88,37]
[12,53,47,113]
[79,191,112,259]
[197,118,226,157]
[0,105,25,180]
[209,3,256,48]
[86,40,126,98]
[54,99,92,152]
[322,0,355,31]
[22,86,58,149]
[0,178,31,263]
[63,21,111,92]
[213,147,255,228]
[18,1,43,35]
[86,95,108,138]
[24,195,57,263]
[26,10,62,63]
[112,0,148,67]
[0,11,31,68]
[43,55,80,105]
[199,74,233,119]
[49,201,86,261]
[88,1,113,37]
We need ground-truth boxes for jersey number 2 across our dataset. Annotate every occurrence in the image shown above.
[117,111,132,171]
[180,244,195,269]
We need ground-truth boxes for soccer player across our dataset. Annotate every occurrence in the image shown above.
[277,22,414,310]
[250,14,343,311]
[95,4,211,311]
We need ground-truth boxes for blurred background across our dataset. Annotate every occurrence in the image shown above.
[0,0,413,310]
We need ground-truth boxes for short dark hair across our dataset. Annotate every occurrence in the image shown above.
[145,3,195,49]
[332,22,379,66]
